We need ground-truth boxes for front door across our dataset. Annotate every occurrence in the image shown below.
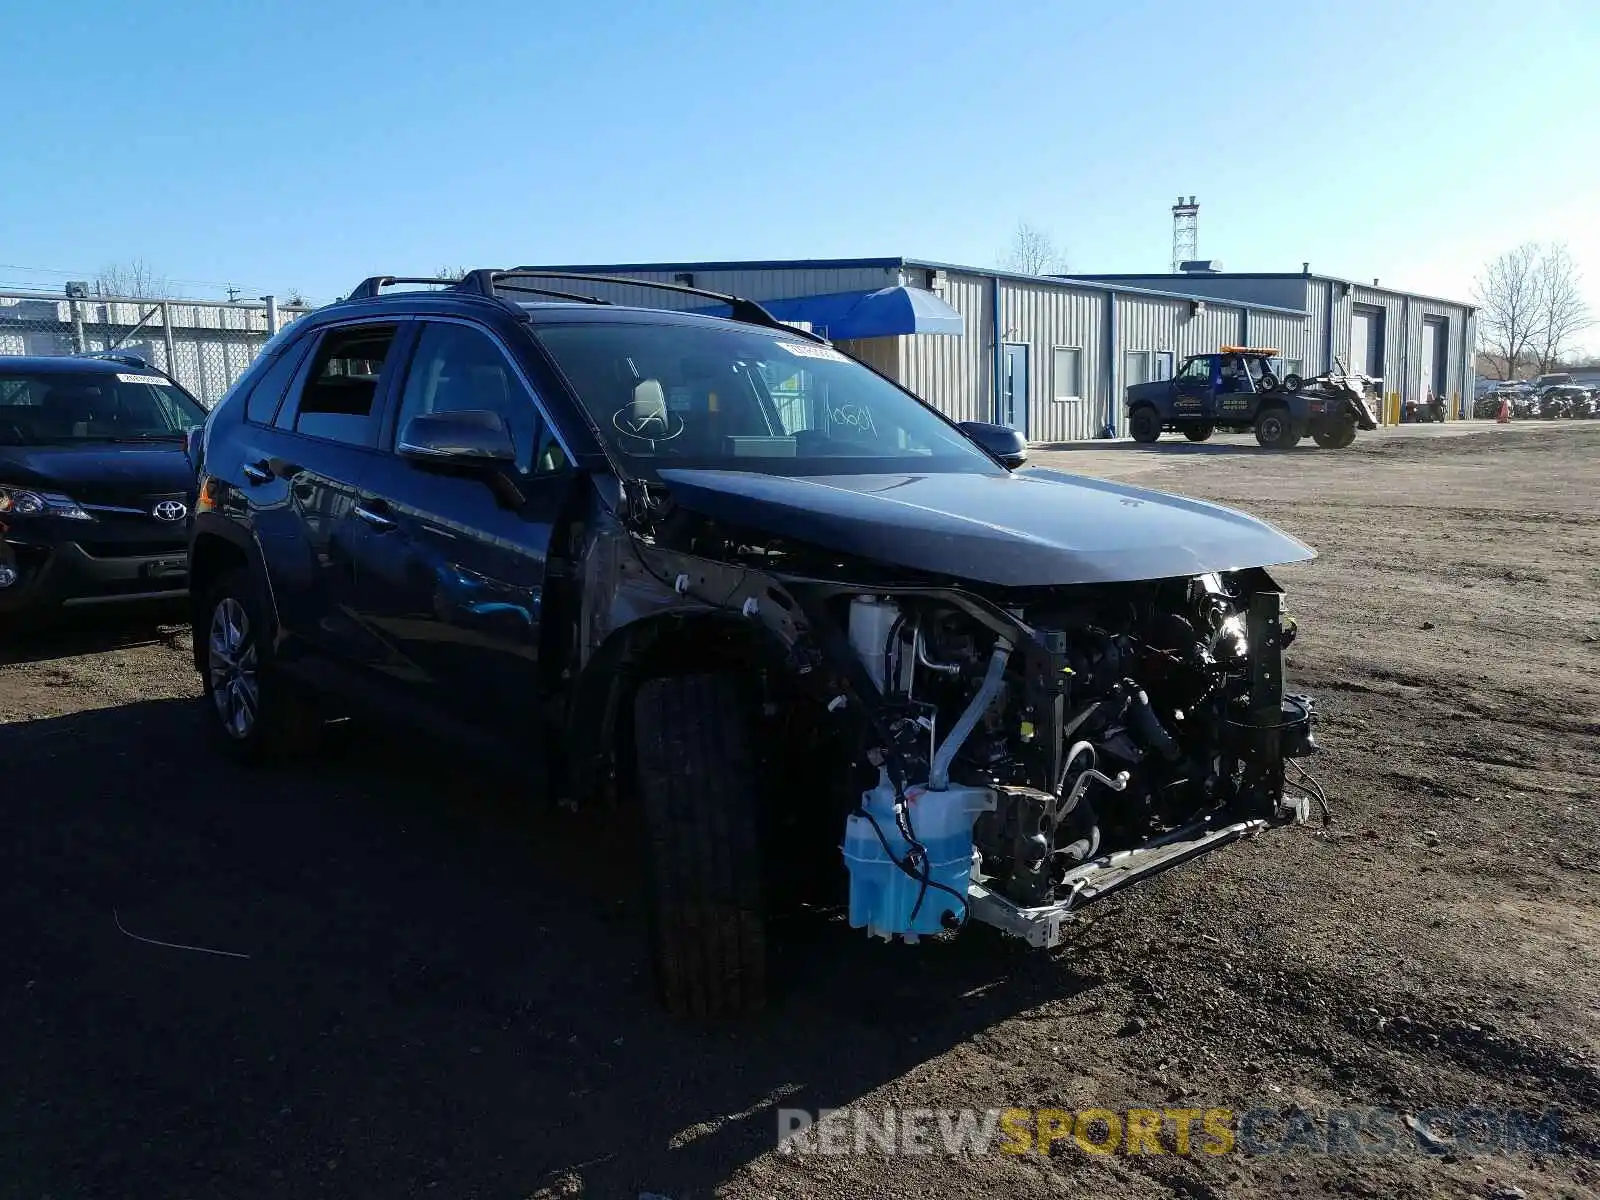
[1000,343,1029,435]
[1173,355,1215,418]
[345,318,577,740]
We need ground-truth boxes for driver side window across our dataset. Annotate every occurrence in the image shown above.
[1179,357,1211,381]
[396,322,544,474]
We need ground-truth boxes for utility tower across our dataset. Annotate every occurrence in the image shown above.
[1171,196,1198,273]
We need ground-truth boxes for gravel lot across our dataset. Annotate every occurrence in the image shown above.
[3,424,1597,1199]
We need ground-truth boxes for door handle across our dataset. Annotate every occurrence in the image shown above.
[353,502,396,532]
[242,460,272,485]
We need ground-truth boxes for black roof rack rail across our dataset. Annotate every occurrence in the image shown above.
[460,270,611,306]
[487,269,825,341]
[343,268,824,341]
[344,275,467,301]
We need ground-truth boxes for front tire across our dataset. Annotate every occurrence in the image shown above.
[199,569,319,763]
[1129,407,1162,444]
[1254,407,1301,449]
[1183,424,1214,442]
[633,674,767,1018]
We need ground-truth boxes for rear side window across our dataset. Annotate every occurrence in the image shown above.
[277,325,398,445]
[244,337,313,425]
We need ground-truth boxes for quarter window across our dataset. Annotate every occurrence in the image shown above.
[244,337,312,425]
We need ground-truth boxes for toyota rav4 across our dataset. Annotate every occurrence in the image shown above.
[188,270,1325,1017]
[1,353,203,618]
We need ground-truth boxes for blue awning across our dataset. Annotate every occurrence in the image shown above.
[702,286,964,339]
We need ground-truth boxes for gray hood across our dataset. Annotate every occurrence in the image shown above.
[656,465,1315,586]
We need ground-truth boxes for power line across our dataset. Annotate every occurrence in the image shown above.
[0,262,281,294]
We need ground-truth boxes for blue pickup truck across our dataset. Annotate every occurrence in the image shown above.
[1126,348,1379,450]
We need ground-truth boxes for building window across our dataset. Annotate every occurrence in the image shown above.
[1279,358,1304,380]
[1052,347,1083,401]
[1153,351,1174,381]
[1125,350,1156,387]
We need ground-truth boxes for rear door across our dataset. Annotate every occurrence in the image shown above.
[245,321,406,669]
[344,317,579,740]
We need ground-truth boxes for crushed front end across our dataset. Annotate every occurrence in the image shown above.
[812,571,1324,947]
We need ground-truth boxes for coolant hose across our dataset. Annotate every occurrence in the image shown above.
[928,638,1013,791]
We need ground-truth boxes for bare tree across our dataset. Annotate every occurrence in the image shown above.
[1530,243,1590,374]
[434,265,470,281]
[93,259,171,299]
[1473,244,1542,378]
[1000,222,1066,275]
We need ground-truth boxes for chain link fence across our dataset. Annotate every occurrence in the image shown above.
[0,289,313,406]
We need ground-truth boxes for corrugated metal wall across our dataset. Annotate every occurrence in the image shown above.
[1247,310,1314,368]
[896,270,993,425]
[835,336,901,380]
[999,278,1105,442]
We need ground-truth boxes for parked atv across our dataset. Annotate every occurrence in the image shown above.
[1539,385,1586,418]
[1125,348,1377,451]
[1537,388,1575,419]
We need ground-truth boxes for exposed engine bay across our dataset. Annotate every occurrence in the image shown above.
[595,467,1328,954]
[824,571,1323,944]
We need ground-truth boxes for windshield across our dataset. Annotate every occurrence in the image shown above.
[0,369,205,445]
[531,320,1003,479]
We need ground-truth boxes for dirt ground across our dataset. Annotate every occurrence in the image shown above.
[2,424,1597,1199]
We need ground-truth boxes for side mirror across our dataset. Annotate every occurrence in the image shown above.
[398,410,515,468]
[958,420,1029,470]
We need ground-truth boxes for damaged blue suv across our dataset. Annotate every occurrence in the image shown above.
[188,270,1323,1017]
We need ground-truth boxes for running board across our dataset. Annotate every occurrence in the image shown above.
[968,816,1270,949]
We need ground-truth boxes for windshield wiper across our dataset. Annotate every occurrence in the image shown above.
[109,432,186,442]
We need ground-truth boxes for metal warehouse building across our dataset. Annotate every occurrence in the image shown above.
[515,258,1477,441]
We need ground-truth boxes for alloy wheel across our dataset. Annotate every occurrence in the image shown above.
[208,597,259,739]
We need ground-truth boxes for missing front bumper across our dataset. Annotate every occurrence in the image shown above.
[967,809,1292,948]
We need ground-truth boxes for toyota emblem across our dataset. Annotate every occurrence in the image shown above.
[151,500,188,522]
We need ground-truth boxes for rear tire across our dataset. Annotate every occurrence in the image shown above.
[198,568,320,764]
[1253,407,1300,450]
[1311,421,1358,449]
[1183,425,1214,442]
[633,674,767,1019]
[1129,407,1162,444]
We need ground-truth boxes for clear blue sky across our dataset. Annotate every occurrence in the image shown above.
[4,0,1597,338]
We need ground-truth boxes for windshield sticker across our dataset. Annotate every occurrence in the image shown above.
[115,373,166,384]
[666,386,694,412]
[776,341,847,362]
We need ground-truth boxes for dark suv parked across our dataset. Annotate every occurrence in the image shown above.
[189,270,1325,1017]
[0,353,203,618]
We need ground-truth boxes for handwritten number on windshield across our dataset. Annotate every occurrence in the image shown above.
[829,403,878,438]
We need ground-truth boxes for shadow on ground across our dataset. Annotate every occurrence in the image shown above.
[0,698,1100,1197]
[0,602,188,666]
